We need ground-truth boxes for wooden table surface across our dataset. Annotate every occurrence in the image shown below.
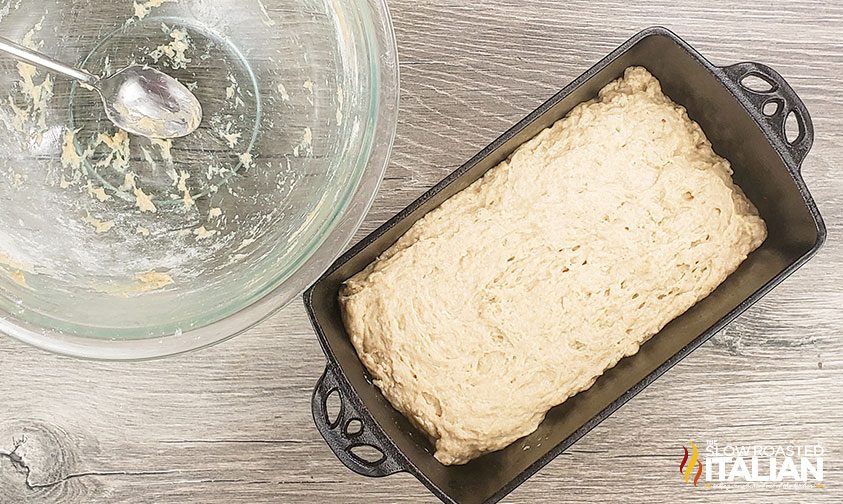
[2,0,842,502]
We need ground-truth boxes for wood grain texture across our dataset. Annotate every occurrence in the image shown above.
[1,0,842,503]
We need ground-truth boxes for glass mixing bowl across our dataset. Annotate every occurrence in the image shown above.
[0,0,398,359]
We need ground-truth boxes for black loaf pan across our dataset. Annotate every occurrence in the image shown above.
[303,26,826,503]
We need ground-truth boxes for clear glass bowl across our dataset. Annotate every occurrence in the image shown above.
[0,0,399,359]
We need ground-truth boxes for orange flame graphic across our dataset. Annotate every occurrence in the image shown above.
[679,441,703,486]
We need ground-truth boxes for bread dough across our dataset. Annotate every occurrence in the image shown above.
[340,67,767,465]
[119,172,157,213]
[132,271,174,292]
[149,28,191,70]
[82,214,115,234]
[133,0,176,20]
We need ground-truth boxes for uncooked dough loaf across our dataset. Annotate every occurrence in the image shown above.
[340,67,766,465]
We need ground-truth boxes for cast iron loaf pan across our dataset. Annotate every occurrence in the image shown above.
[303,26,826,504]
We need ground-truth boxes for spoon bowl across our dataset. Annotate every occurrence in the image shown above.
[99,65,203,138]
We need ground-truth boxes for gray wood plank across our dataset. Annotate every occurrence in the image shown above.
[1,0,842,502]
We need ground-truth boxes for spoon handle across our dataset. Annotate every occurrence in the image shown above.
[0,36,98,86]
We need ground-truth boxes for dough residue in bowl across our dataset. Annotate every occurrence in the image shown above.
[133,0,177,21]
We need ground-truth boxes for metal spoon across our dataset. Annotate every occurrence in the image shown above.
[0,36,202,139]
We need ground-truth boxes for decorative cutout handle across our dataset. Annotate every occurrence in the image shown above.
[311,365,406,477]
[719,62,814,168]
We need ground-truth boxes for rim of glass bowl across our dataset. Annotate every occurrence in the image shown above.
[1,0,400,360]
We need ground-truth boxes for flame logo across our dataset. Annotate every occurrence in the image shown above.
[680,441,703,486]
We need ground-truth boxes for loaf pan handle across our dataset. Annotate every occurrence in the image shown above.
[719,62,814,167]
[312,365,406,477]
